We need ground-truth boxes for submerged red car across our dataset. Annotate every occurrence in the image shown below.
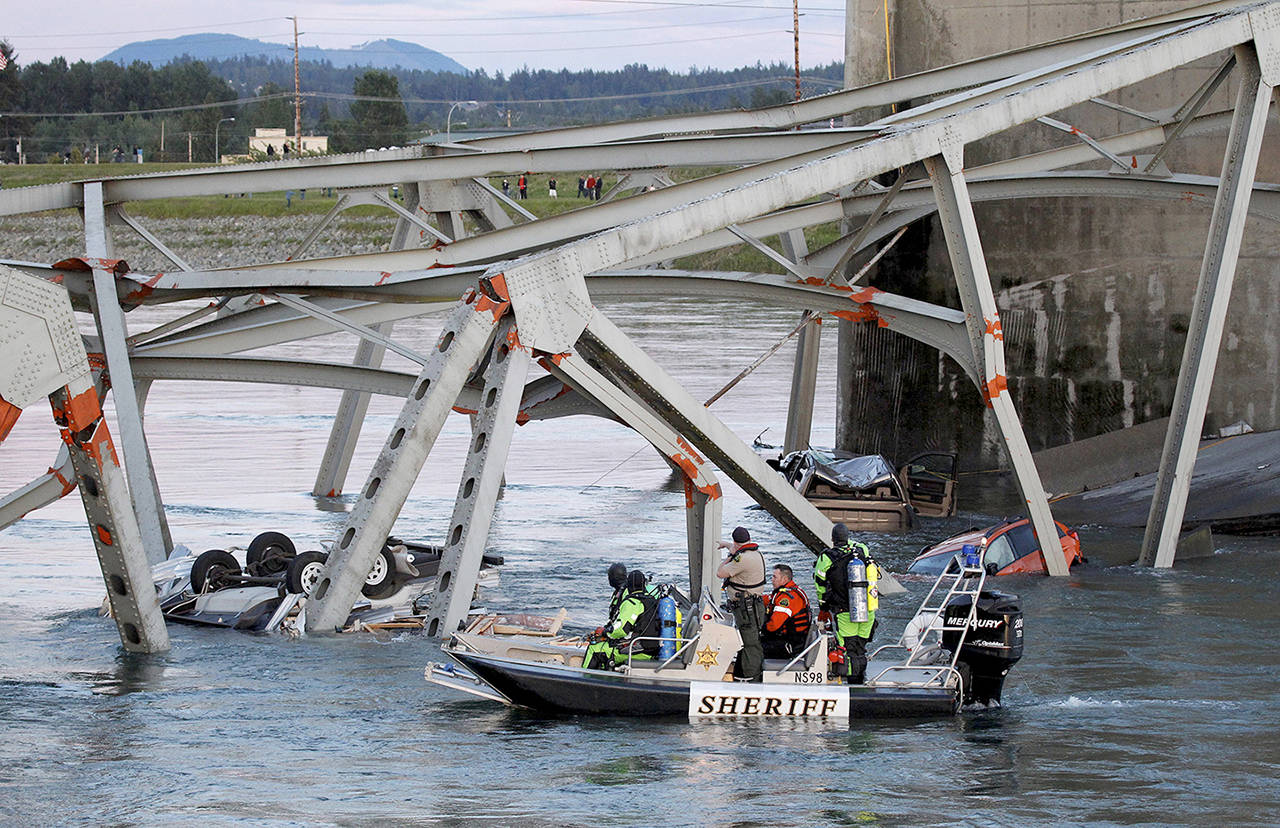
[907,517,1083,576]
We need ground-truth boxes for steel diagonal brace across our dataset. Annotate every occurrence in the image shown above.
[575,308,832,554]
[1144,53,1237,173]
[423,317,531,636]
[925,147,1066,576]
[270,292,431,365]
[541,350,724,598]
[1036,117,1133,172]
[0,445,75,530]
[821,173,907,284]
[725,225,822,280]
[1140,42,1272,568]
[303,281,511,633]
[107,205,194,272]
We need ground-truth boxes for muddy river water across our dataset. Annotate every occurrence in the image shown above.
[1,297,1276,825]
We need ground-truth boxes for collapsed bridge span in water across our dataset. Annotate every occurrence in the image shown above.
[2,0,1278,650]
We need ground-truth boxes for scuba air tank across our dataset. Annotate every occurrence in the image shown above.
[658,594,678,660]
[847,556,869,623]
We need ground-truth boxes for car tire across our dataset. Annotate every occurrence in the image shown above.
[286,551,329,596]
[361,549,398,599]
[191,549,241,593]
[246,531,296,576]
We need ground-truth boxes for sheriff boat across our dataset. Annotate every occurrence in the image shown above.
[426,552,1023,721]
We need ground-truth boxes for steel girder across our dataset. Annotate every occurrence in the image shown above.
[82,184,171,566]
[4,1,1275,609]
[302,285,509,633]
[1140,42,1274,567]
[0,131,867,217]
[541,350,725,600]
[926,148,1066,576]
[0,267,168,652]
[422,315,531,637]
[575,309,833,553]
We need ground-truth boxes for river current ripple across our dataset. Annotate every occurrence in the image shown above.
[1,298,1276,826]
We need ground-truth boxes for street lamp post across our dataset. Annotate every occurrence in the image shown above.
[446,101,479,142]
[215,117,236,164]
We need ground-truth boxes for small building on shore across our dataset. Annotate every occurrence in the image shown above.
[246,128,328,159]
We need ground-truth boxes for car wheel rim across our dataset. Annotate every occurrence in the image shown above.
[301,562,325,596]
[365,555,387,585]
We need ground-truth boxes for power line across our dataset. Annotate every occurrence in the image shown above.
[0,73,841,119]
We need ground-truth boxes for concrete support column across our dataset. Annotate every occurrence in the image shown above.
[784,315,821,454]
[311,181,425,498]
[424,317,531,636]
[304,287,508,633]
[1140,45,1271,568]
[83,182,171,566]
[925,148,1066,576]
[779,229,820,454]
[311,322,393,498]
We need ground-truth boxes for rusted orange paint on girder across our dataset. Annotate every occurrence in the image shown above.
[96,525,113,546]
[849,286,883,304]
[50,386,104,432]
[830,308,885,327]
[474,273,511,321]
[48,464,76,496]
[985,317,1004,341]
[0,397,21,442]
[983,374,1008,407]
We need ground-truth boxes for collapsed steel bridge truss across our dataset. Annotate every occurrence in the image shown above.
[1,1,1277,649]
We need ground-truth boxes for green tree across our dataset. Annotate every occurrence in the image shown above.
[349,70,407,150]
[251,81,292,129]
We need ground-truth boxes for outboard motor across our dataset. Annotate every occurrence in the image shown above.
[942,590,1023,706]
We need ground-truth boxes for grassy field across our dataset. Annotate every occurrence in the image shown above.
[0,162,843,274]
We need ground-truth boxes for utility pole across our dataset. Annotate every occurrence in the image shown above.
[793,0,801,101]
[291,16,302,155]
[160,120,165,159]
[187,132,192,163]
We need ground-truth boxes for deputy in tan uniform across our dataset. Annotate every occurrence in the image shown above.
[715,526,767,681]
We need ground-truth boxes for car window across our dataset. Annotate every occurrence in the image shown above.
[1005,523,1040,559]
[984,534,1016,570]
[908,552,954,575]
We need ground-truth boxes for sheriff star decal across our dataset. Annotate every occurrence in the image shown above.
[694,645,719,667]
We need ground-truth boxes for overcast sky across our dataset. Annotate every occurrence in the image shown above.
[5,0,849,75]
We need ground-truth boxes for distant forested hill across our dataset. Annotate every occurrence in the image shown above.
[103,34,468,76]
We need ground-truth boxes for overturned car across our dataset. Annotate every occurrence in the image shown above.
[151,531,502,632]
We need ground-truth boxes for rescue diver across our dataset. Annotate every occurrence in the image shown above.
[814,523,881,683]
[760,564,812,659]
[715,526,767,682]
[606,562,629,621]
[584,570,662,671]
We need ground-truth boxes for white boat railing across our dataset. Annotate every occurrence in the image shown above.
[867,552,987,696]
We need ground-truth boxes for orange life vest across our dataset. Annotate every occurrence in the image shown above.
[764,580,811,637]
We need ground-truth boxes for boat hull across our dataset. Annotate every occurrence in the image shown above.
[450,650,960,720]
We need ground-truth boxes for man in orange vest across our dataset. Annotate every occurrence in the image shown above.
[761,564,812,659]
